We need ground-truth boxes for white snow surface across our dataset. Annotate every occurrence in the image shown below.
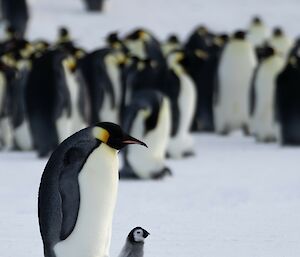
[1,0,300,257]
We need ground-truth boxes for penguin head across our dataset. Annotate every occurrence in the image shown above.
[273,27,283,37]
[252,16,262,25]
[92,122,147,150]
[58,27,71,43]
[128,227,150,243]
[233,30,247,40]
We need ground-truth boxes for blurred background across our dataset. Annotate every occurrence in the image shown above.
[1,0,300,257]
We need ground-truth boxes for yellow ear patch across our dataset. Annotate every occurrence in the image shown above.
[92,127,110,143]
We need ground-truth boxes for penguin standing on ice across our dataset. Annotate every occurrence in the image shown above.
[164,50,196,158]
[275,51,300,145]
[10,41,34,150]
[38,122,147,257]
[118,227,150,257]
[214,31,257,135]
[121,90,171,179]
[0,0,29,38]
[25,49,71,157]
[250,46,284,142]
[268,27,293,60]
[247,16,270,48]
[0,59,16,150]
[80,48,124,124]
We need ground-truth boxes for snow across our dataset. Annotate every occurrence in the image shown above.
[1,0,300,257]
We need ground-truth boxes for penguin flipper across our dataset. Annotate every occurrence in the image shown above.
[59,146,84,240]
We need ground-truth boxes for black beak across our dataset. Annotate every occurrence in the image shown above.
[122,134,148,148]
[143,229,150,238]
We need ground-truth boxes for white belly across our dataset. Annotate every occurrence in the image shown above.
[54,144,119,257]
[14,120,33,150]
[127,97,171,178]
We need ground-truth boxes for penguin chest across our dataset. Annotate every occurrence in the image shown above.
[54,144,119,257]
[177,73,196,134]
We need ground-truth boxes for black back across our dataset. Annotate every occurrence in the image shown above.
[38,127,99,257]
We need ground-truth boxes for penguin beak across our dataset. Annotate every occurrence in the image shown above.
[143,230,150,238]
[122,134,148,148]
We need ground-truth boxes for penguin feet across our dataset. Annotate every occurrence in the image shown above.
[151,167,172,180]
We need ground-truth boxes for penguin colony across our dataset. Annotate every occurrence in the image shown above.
[1,17,300,170]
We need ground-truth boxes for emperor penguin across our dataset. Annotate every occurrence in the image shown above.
[25,49,72,157]
[118,227,150,257]
[80,48,124,124]
[250,46,285,142]
[0,0,29,38]
[275,51,300,145]
[185,25,214,53]
[268,27,293,60]
[120,90,172,179]
[10,41,34,150]
[214,31,257,135]
[247,16,270,48]
[0,59,16,150]
[38,122,147,257]
[165,50,197,158]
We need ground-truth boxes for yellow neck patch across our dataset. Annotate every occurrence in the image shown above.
[92,127,110,143]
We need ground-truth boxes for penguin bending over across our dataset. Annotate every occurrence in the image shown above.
[118,227,150,257]
[38,122,147,257]
[214,31,257,135]
[250,47,284,142]
[165,50,197,158]
[275,51,300,145]
[120,90,171,179]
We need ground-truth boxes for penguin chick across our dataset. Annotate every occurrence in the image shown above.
[118,227,150,257]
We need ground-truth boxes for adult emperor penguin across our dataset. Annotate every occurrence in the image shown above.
[275,51,300,145]
[247,16,270,48]
[120,90,171,179]
[250,46,284,142]
[268,27,293,60]
[214,30,257,135]
[38,122,147,257]
[164,50,196,158]
[25,49,72,157]
[118,227,150,257]
[80,48,125,124]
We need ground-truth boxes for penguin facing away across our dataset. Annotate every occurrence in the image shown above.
[121,90,172,179]
[250,47,284,142]
[165,50,197,158]
[214,30,257,135]
[118,227,150,257]
[38,122,147,257]
[275,51,300,145]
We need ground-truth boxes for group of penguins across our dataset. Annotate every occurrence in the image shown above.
[1,16,300,178]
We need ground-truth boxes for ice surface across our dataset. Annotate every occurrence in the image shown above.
[1,0,300,257]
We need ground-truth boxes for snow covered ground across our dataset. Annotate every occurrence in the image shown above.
[1,0,300,257]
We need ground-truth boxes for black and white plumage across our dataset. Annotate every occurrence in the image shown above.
[121,90,171,179]
[25,49,72,157]
[38,122,147,257]
[118,227,150,257]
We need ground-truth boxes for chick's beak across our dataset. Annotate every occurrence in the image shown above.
[143,230,150,238]
[122,134,148,148]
